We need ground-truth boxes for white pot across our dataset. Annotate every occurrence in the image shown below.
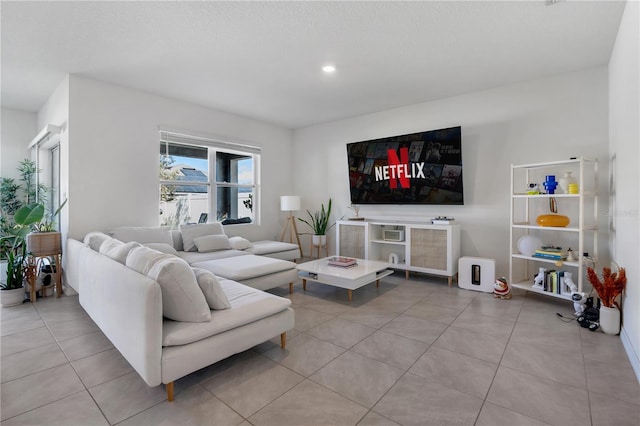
[1,287,25,307]
[312,234,327,247]
[599,306,621,335]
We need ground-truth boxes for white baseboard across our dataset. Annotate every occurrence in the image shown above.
[620,325,640,383]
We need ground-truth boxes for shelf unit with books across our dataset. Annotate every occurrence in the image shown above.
[509,157,598,300]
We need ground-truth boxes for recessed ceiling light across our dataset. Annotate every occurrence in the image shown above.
[322,65,336,73]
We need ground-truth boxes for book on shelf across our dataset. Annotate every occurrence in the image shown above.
[533,250,567,260]
[538,270,566,294]
[327,256,357,267]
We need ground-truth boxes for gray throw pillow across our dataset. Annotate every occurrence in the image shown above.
[99,239,142,264]
[193,235,231,253]
[146,257,211,322]
[180,223,225,252]
[192,268,231,310]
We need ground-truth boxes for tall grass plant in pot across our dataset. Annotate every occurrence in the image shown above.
[298,198,333,248]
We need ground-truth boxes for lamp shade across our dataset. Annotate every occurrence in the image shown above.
[280,195,300,211]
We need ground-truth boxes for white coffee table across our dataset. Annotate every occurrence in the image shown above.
[296,258,394,302]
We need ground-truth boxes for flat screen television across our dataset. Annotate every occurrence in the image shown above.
[346,126,463,205]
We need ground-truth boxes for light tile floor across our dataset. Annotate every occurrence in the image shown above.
[1,272,639,425]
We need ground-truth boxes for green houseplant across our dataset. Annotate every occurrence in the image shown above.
[298,198,333,248]
[1,159,63,304]
[1,204,45,306]
[1,159,48,258]
[26,198,67,291]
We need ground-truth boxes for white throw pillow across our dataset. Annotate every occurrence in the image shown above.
[193,235,231,253]
[180,223,225,252]
[143,243,179,257]
[126,246,173,276]
[146,258,211,322]
[228,236,253,250]
[99,239,142,264]
[83,232,112,252]
[192,268,231,310]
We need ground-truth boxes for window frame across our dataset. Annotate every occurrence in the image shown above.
[159,130,261,227]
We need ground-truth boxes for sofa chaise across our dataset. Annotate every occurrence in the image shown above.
[65,235,295,401]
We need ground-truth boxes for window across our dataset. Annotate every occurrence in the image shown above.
[159,131,260,228]
[31,131,62,231]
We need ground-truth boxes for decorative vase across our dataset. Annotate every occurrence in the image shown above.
[558,172,577,194]
[312,235,327,247]
[542,175,558,194]
[599,306,621,335]
[1,287,26,307]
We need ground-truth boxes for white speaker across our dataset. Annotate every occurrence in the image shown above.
[388,253,399,264]
[458,257,495,293]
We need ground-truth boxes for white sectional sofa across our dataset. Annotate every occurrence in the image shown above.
[109,224,300,292]
[65,234,295,401]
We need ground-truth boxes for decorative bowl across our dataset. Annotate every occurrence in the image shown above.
[536,214,570,227]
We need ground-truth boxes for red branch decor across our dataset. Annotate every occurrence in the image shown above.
[587,266,627,309]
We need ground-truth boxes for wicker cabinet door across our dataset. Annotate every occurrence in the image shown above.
[410,228,447,270]
[339,224,366,259]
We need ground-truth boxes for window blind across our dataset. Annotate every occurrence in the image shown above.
[159,130,261,155]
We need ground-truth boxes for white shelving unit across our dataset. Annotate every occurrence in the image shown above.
[509,157,598,300]
[336,219,460,286]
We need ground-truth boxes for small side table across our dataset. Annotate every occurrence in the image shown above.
[26,232,63,302]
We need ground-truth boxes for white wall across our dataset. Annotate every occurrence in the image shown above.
[65,75,293,241]
[0,108,37,179]
[293,67,610,274]
[609,0,640,380]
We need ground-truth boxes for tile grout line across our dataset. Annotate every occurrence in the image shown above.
[36,297,113,425]
[0,297,111,424]
[471,290,527,425]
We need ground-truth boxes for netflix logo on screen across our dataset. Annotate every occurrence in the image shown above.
[374,147,426,188]
[346,126,463,205]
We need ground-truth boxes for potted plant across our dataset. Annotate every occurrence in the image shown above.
[1,159,48,258]
[298,198,334,248]
[27,198,67,256]
[1,204,45,306]
[587,265,627,335]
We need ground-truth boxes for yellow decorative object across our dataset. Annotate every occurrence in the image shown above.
[536,214,570,227]
[568,183,579,194]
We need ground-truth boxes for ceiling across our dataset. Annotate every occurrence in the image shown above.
[1,1,626,129]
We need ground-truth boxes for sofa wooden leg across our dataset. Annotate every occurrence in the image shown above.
[280,332,286,349]
[166,382,174,402]
[289,282,293,294]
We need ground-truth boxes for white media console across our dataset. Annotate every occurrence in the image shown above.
[336,219,460,286]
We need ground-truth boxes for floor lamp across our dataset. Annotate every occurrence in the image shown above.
[280,195,303,256]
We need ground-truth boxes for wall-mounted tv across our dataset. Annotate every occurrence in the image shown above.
[346,126,463,205]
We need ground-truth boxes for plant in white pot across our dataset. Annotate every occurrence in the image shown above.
[587,265,627,335]
[298,198,334,249]
[1,204,45,306]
